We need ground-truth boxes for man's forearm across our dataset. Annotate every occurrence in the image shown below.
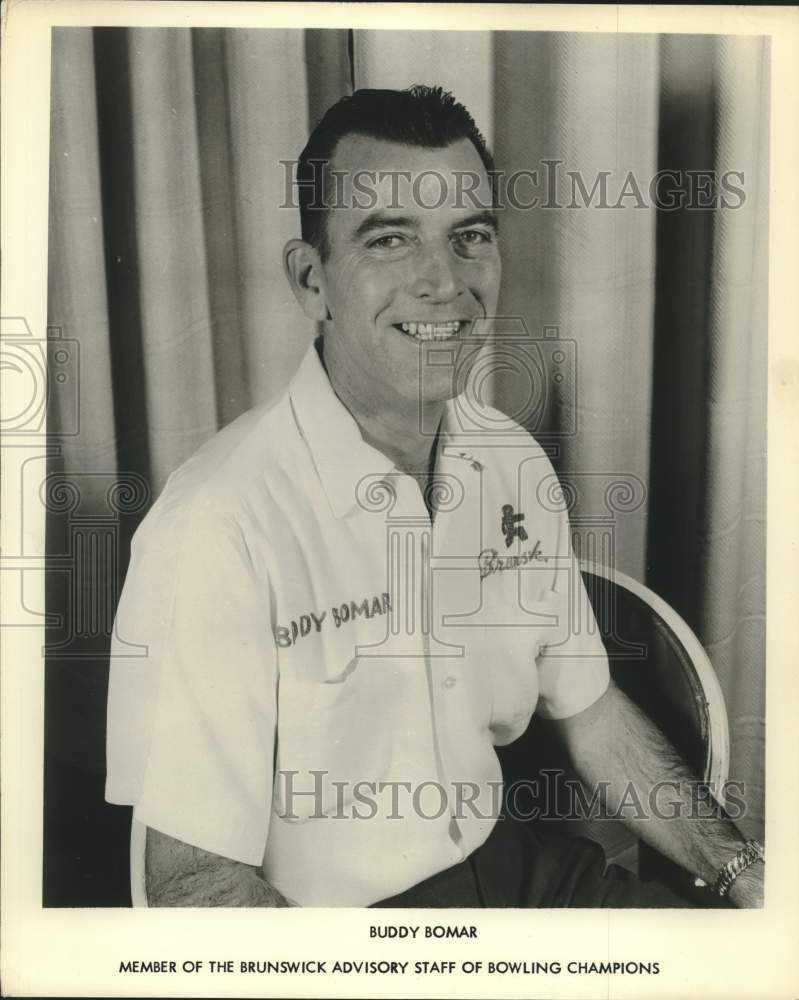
[550,682,763,906]
[145,827,295,907]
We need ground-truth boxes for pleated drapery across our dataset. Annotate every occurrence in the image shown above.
[45,27,768,902]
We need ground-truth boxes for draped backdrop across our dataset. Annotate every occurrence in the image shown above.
[45,27,767,903]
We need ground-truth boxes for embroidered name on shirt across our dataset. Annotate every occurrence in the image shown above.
[274,592,392,648]
[479,542,549,580]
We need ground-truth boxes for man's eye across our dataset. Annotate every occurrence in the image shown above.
[453,229,493,246]
[367,234,406,250]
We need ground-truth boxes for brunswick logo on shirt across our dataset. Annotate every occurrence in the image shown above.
[501,504,528,547]
[478,541,549,580]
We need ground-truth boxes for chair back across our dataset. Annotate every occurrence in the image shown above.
[581,562,729,795]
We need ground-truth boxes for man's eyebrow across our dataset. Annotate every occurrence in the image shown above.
[351,210,499,242]
[452,211,499,233]
[352,214,418,240]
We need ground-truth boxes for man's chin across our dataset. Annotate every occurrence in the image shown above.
[400,369,460,408]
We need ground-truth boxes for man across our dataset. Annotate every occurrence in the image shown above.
[106,86,763,908]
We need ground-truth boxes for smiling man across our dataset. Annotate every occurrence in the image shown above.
[105,87,763,908]
[283,122,500,499]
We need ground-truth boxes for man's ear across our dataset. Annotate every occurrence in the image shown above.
[283,239,331,323]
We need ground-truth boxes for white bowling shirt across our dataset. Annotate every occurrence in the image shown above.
[106,341,609,906]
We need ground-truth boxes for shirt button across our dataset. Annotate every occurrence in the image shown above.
[443,676,457,689]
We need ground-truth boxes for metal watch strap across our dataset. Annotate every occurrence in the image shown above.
[713,840,765,898]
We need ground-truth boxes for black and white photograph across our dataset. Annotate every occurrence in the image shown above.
[2,3,797,998]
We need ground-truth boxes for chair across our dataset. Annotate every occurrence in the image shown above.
[497,561,730,888]
[582,561,728,790]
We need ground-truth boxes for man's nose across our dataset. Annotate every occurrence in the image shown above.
[409,245,466,302]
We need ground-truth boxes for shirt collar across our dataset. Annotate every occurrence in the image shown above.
[288,341,485,519]
[289,342,394,519]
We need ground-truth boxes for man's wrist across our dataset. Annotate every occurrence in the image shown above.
[712,838,764,906]
[693,838,765,906]
[726,861,764,908]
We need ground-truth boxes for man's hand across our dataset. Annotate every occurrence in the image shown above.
[145,827,298,907]
[547,681,764,907]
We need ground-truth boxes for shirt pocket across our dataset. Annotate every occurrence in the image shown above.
[274,657,398,820]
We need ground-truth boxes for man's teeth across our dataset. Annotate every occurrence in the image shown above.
[399,320,463,340]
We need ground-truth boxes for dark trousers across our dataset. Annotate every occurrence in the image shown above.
[373,818,723,908]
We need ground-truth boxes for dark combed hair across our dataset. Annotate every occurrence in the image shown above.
[296,85,495,258]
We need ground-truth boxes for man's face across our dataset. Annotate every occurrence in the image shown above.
[317,135,501,409]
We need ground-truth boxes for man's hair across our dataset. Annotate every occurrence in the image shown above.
[297,85,495,258]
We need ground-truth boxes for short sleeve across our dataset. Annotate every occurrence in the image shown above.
[533,488,610,720]
[105,500,277,866]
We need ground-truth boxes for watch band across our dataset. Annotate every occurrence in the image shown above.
[712,840,765,898]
